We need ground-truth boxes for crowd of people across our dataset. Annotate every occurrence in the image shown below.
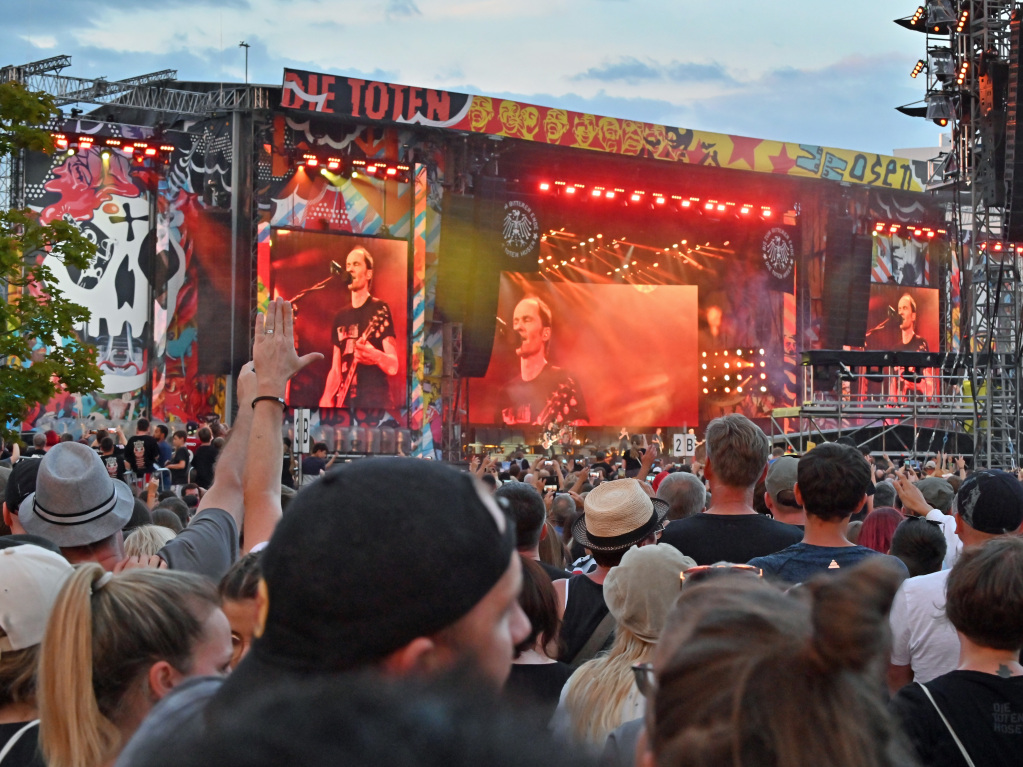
[1,297,1021,766]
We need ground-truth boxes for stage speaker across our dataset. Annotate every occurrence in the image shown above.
[1004,13,1023,239]
[822,219,872,348]
[436,188,501,378]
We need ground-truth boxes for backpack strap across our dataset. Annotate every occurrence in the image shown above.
[569,609,615,669]
[915,682,976,767]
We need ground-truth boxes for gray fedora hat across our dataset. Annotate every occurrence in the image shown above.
[20,442,134,547]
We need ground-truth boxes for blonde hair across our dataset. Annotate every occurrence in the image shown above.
[123,524,176,559]
[37,565,219,767]
[563,625,653,746]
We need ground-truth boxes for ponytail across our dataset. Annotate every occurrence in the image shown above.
[38,564,120,767]
[37,566,220,767]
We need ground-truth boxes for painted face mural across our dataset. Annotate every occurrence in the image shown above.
[33,149,186,394]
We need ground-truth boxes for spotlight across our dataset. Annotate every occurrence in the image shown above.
[910,60,925,79]
[100,148,111,159]
[539,182,551,191]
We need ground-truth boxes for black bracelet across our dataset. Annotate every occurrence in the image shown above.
[251,395,287,409]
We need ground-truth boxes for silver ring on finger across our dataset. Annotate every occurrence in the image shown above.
[266,329,275,335]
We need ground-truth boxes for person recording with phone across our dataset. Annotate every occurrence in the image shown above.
[319,246,398,409]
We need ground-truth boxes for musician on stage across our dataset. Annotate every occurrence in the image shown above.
[894,293,933,398]
[319,246,398,409]
[497,295,587,426]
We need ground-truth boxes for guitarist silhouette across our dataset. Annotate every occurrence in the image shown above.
[319,246,398,409]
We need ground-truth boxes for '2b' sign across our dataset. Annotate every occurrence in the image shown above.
[673,433,697,457]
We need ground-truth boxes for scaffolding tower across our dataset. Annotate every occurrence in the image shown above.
[896,1,1022,468]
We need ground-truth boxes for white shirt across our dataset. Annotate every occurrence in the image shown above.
[889,568,959,683]
[924,509,961,570]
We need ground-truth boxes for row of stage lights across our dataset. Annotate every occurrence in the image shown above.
[536,180,775,219]
[52,134,173,163]
[296,153,411,182]
[904,5,969,36]
[873,222,947,239]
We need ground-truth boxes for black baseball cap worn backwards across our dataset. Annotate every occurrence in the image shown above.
[254,458,516,674]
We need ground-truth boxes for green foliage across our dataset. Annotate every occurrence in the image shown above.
[0,81,102,439]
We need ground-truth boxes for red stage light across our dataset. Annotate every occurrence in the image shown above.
[592,189,602,197]
[761,207,772,218]
[539,182,551,191]
[605,191,615,199]
[386,167,398,176]
[54,135,68,149]
[927,231,935,238]
[716,204,726,211]
[655,197,666,204]
[704,202,714,210]
[680,200,691,208]
[630,193,641,202]
[302,154,318,167]
[327,160,340,170]
[366,165,377,173]
[740,206,751,214]
[914,229,922,236]
[995,243,1004,251]
[565,186,576,195]
[144,147,158,157]
[160,145,174,152]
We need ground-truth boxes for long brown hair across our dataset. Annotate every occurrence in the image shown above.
[648,560,911,767]
[37,565,220,767]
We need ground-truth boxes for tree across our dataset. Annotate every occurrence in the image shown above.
[0,81,102,440]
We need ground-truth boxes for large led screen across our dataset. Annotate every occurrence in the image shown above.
[864,284,939,353]
[470,277,699,428]
[268,230,408,410]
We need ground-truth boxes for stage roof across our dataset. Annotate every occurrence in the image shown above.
[280,67,927,194]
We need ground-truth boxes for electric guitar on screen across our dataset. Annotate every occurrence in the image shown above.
[326,307,388,408]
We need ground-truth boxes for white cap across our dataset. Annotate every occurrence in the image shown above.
[0,544,73,652]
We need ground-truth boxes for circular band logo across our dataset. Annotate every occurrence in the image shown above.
[502,200,539,259]
[762,227,794,280]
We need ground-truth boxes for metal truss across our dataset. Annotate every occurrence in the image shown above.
[103,84,274,117]
[889,1,1022,468]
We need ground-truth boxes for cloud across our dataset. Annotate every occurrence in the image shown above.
[572,56,736,86]
[573,57,661,83]
[386,0,421,17]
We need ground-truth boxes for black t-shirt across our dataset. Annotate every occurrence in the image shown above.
[325,296,396,408]
[658,512,804,565]
[897,333,929,352]
[191,444,218,489]
[0,720,44,767]
[498,364,588,426]
[537,559,570,581]
[505,662,574,730]
[169,446,191,485]
[124,434,161,474]
[560,574,610,663]
[99,446,128,482]
[891,670,1023,767]
[591,461,614,480]
[301,455,328,477]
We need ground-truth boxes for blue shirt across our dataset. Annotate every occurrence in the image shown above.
[748,542,909,584]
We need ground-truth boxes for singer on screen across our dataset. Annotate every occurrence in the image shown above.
[895,293,928,352]
[496,296,588,426]
[319,246,398,409]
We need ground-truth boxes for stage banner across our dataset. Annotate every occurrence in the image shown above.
[751,223,799,294]
[280,68,925,192]
[469,277,699,428]
[871,234,933,287]
[267,231,409,411]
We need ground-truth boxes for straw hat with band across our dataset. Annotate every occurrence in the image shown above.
[573,479,668,552]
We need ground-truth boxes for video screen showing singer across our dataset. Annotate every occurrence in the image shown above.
[319,246,398,409]
[894,293,928,352]
[497,296,588,426]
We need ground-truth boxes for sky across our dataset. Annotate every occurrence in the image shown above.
[2,0,946,156]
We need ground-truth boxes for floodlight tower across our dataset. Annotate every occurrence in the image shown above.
[895,1,1021,467]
